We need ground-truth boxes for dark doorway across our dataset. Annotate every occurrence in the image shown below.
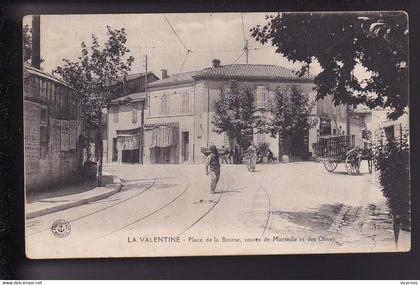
[112,138,118,162]
[290,129,309,160]
[122,149,140,163]
[181,132,189,162]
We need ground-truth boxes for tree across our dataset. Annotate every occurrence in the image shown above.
[55,26,134,186]
[23,24,44,65]
[23,25,32,63]
[212,80,256,149]
[255,86,316,160]
[373,130,410,244]
[251,12,408,120]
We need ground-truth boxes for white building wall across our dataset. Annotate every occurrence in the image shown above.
[107,102,144,163]
[146,84,195,164]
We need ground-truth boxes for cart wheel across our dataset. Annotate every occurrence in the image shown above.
[323,160,338,172]
[345,151,360,175]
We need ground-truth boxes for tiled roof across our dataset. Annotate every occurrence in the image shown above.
[148,70,201,88]
[148,64,312,88]
[111,92,146,103]
[194,64,313,81]
[124,71,157,81]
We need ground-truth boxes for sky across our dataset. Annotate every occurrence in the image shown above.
[23,13,327,78]
[23,13,374,81]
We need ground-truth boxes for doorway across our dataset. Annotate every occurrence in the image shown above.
[181,131,189,162]
[112,138,118,162]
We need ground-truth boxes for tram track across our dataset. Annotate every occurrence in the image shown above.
[26,167,188,237]
[26,178,158,237]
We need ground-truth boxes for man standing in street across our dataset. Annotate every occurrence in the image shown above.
[206,145,221,194]
[221,146,229,164]
[234,145,239,164]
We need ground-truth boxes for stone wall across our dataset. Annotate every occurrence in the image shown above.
[24,66,82,192]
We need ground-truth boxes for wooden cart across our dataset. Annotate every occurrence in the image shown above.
[312,135,362,175]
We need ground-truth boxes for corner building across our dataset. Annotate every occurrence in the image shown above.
[143,60,316,164]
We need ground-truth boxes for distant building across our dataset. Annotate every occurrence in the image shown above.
[98,72,158,163]
[355,107,409,144]
[107,92,146,163]
[23,65,82,191]
[139,59,316,164]
[316,95,366,148]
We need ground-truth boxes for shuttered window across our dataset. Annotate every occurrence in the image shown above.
[180,92,189,113]
[256,86,268,108]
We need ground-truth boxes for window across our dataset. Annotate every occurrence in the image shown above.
[384,126,394,140]
[160,93,169,114]
[180,92,189,113]
[256,133,266,144]
[40,106,48,126]
[256,86,268,108]
[132,103,138,124]
[113,105,119,123]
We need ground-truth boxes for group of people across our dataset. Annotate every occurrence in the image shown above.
[219,146,242,164]
[205,142,260,194]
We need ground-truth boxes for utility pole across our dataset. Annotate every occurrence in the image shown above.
[141,54,148,164]
[244,40,249,64]
[144,54,149,115]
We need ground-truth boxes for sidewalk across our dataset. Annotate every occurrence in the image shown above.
[338,171,411,251]
[359,174,411,251]
[26,175,122,219]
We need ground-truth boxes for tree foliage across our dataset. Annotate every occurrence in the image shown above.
[373,130,410,242]
[251,12,408,120]
[23,25,32,63]
[256,86,316,139]
[55,26,134,129]
[212,80,256,148]
[23,24,44,65]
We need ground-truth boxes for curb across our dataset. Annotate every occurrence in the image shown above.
[26,177,122,219]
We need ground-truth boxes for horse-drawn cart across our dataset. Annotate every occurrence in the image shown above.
[312,135,371,175]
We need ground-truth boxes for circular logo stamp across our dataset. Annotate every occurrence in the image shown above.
[51,219,71,238]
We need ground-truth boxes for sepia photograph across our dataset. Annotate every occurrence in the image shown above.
[23,12,410,259]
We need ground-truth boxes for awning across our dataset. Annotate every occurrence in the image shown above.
[117,135,141,150]
[144,126,176,148]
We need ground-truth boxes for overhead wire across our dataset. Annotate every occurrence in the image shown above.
[163,14,193,73]
[163,14,191,53]
[179,52,190,73]
[231,51,245,64]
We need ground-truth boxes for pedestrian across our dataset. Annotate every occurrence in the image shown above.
[267,149,274,164]
[229,148,234,164]
[206,145,221,194]
[246,142,257,171]
[221,146,229,164]
[234,146,239,164]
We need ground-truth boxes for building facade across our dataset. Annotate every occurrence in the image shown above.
[102,72,159,163]
[24,65,82,191]
[107,93,146,163]
[316,95,366,148]
[141,60,316,164]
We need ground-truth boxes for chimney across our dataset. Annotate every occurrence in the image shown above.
[161,69,168,79]
[31,15,41,69]
[212,59,221,68]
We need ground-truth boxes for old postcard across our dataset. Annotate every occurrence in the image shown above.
[24,12,410,258]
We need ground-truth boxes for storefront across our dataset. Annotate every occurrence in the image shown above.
[144,123,179,164]
[114,127,143,163]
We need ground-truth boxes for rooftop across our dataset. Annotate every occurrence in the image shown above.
[147,63,313,88]
[111,92,146,104]
[195,64,313,81]
[24,64,72,88]
[147,70,202,88]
